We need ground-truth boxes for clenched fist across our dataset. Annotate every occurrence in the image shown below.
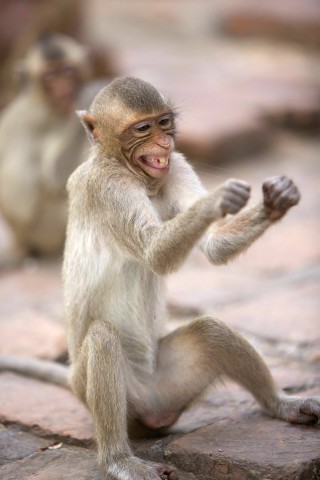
[262,176,300,220]
[218,179,251,216]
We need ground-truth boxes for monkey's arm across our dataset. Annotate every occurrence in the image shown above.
[102,176,249,276]
[200,176,300,265]
[200,203,271,265]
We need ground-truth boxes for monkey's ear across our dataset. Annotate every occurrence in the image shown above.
[76,110,98,144]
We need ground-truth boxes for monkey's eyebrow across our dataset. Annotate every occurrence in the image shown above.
[134,120,152,131]
[158,114,172,124]
[121,111,174,134]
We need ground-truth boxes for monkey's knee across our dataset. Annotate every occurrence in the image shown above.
[87,320,122,355]
[70,321,122,403]
[191,315,234,338]
[189,315,242,357]
[86,320,128,394]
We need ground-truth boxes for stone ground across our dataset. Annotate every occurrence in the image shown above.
[0,1,320,479]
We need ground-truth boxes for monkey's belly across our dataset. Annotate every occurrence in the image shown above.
[106,304,161,376]
[100,264,166,376]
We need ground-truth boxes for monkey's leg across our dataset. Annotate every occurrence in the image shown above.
[70,320,177,480]
[140,316,319,429]
[70,321,130,462]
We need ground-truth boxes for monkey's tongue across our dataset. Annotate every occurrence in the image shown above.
[140,155,169,169]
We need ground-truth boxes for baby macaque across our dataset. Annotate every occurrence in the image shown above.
[0,34,91,266]
[1,77,319,480]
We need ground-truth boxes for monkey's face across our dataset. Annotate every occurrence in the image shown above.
[121,112,175,179]
[40,61,81,114]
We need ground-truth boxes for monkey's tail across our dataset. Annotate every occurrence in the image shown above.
[0,356,70,389]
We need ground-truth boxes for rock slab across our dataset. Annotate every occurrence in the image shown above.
[165,411,320,480]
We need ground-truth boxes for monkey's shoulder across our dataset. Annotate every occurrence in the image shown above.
[169,152,200,181]
[166,151,205,195]
[67,155,141,199]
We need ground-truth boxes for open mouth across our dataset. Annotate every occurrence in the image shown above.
[139,155,169,170]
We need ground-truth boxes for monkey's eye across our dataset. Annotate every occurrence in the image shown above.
[42,70,56,81]
[158,115,171,127]
[134,121,151,133]
[60,66,76,77]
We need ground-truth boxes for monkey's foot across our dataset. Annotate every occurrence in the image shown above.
[277,394,320,425]
[106,455,178,480]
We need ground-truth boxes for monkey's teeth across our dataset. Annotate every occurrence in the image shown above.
[140,155,169,169]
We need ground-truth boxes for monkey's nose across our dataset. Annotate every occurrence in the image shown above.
[156,140,172,149]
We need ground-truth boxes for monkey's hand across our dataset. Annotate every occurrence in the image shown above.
[262,176,300,221]
[216,179,251,217]
[276,394,320,425]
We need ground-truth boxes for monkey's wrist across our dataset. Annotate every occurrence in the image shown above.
[206,191,228,219]
[262,203,285,221]
[192,194,223,222]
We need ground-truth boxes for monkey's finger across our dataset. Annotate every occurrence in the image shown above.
[274,194,299,211]
[161,472,178,480]
[230,178,251,188]
[224,189,249,200]
[167,469,178,480]
[262,177,279,195]
[267,178,296,200]
[227,179,251,195]
[262,178,293,205]
[222,199,246,215]
[168,472,178,480]
[224,191,250,208]
[229,184,251,201]
[299,398,320,419]
[156,464,178,480]
[288,411,318,425]
[263,175,291,195]
[272,186,301,211]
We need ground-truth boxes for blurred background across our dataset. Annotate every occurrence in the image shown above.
[1,0,320,155]
[0,0,319,366]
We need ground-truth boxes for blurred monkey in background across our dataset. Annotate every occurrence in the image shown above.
[0,0,117,109]
[0,34,94,267]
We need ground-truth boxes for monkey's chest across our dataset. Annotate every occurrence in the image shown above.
[150,194,178,222]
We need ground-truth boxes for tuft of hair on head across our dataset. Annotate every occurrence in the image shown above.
[110,77,170,113]
[37,34,66,61]
[90,76,172,118]
[23,34,91,82]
